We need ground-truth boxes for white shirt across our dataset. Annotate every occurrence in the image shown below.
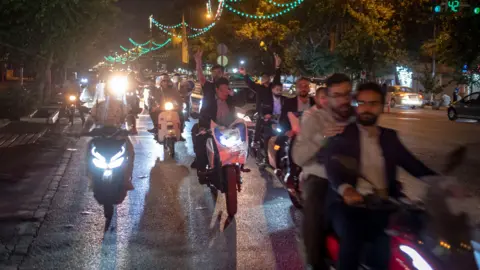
[272,94,282,115]
[297,97,310,112]
[338,125,387,197]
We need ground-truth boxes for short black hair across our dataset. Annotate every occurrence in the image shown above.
[326,73,351,88]
[356,82,385,104]
[316,87,327,96]
[211,65,225,72]
[296,76,310,84]
[272,81,283,87]
[215,77,230,88]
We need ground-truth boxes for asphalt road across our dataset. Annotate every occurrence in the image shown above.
[8,108,480,269]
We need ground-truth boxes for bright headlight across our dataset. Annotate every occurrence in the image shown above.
[80,78,88,83]
[69,95,77,101]
[399,245,433,270]
[108,76,128,94]
[91,146,126,170]
[164,102,174,111]
[219,129,242,147]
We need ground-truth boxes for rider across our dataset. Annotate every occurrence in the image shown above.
[64,73,86,125]
[82,79,135,191]
[279,77,315,136]
[190,77,241,181]
[292,74,355,270]
[179,80,195,120]
[240,54,282,147]
[325,82,438,270]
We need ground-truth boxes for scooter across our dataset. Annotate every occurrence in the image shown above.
[84,127,130,221]
[203,119,249,217]
[325,146,475,270]
[66,94,78,125]
[157,100,181,158]
[255,112,304,208]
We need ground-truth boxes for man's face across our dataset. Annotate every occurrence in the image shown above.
[328,82,352,119]
[356,90,383,126]
[316,91,328,108]
[160,79,169,89]
[296,79,310,98]
[216,84,230,100]
[212,68,224,80]
[272,85,282,96]
[261,75,270,85]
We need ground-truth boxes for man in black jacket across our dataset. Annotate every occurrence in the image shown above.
[324,82,438,270]
[240,54,282,146]
[279,77,315,135]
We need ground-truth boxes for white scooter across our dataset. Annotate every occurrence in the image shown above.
[205,119,249,217]
[157,100,181,158]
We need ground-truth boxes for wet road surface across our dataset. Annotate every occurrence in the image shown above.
[5,107,480,269]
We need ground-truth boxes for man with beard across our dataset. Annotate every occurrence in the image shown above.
[292,74,355,270]
[280,77,315,136]
[324,82,438,270]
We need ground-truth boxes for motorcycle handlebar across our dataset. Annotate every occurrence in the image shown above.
[350,195,422,212]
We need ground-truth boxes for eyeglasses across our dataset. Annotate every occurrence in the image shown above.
[356,100,382,107]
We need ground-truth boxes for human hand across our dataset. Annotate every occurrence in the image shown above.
[343,187,364,205]
[194,49,203,63]
[274,53,282,68]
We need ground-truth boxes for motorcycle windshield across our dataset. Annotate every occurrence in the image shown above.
[411,181,480,269]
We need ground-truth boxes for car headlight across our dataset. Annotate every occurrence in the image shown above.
[91,145,126,170]
[164,102,174,111]
[237,112,245,119]
[108,76,128,95]
[69,95,77,101]
[399,245,433,270]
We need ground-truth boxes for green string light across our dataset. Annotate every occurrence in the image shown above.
[227,0,298,8]
[223,0,303,19]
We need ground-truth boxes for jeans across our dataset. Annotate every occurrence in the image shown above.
[301,175,330,270]
[191,123,210,171]
[254,118,262,142]
[330,203,391,270]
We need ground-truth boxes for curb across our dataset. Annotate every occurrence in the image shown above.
[1,138,77,268]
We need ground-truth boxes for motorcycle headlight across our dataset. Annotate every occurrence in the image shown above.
[108,76,128,95]
[164,102,174,111]
[91,145,126,170]
[218,129,242,147]
[399,245,433,270]
[80,78,88,83]
[69,95,77,101]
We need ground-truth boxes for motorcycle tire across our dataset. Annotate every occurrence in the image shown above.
[165,138,175,158]
[104,204,114,219]
[224,166,238,217]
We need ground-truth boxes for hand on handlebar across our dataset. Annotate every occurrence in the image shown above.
[343,187,364,205]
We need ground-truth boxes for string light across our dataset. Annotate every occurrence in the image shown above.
[227,0,298,7]
[223,0,303,19]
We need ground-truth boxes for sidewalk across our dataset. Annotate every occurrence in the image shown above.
[0,120,79,266]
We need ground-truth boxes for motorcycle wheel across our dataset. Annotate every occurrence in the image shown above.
[224,166,238,217]
[104,204,114,219]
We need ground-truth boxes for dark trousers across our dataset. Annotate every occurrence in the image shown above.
[331,204,391,270]
[150,110,159,130]
[191,123,209,171]
[254,118,262,142]
[302,175,329,270]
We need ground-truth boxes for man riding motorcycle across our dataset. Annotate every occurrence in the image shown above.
[292,74,355,270]
[324,82,442,270]
[82,77,135,191]
[63,73,86,125]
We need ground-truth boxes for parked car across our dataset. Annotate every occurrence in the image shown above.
[447,92,480,121]
[387,85,424,108]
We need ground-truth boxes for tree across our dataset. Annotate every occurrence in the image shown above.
[0,0,119,104]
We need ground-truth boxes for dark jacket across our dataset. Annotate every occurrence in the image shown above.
[198,81,241,129]
[244,68,282,116]
[323,123,437,205]
[279,96,315,130]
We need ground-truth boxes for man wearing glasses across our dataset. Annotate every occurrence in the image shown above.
[292,73,355,270]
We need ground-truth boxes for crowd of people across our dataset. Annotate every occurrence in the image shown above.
[70,50,461,270]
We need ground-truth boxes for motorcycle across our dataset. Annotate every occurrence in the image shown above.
[202,119,249,217]
[66,94,78,125]
[325,146,477,270]
[254,111,304,208]
[157,100,181,158]
[84,127,131,221]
